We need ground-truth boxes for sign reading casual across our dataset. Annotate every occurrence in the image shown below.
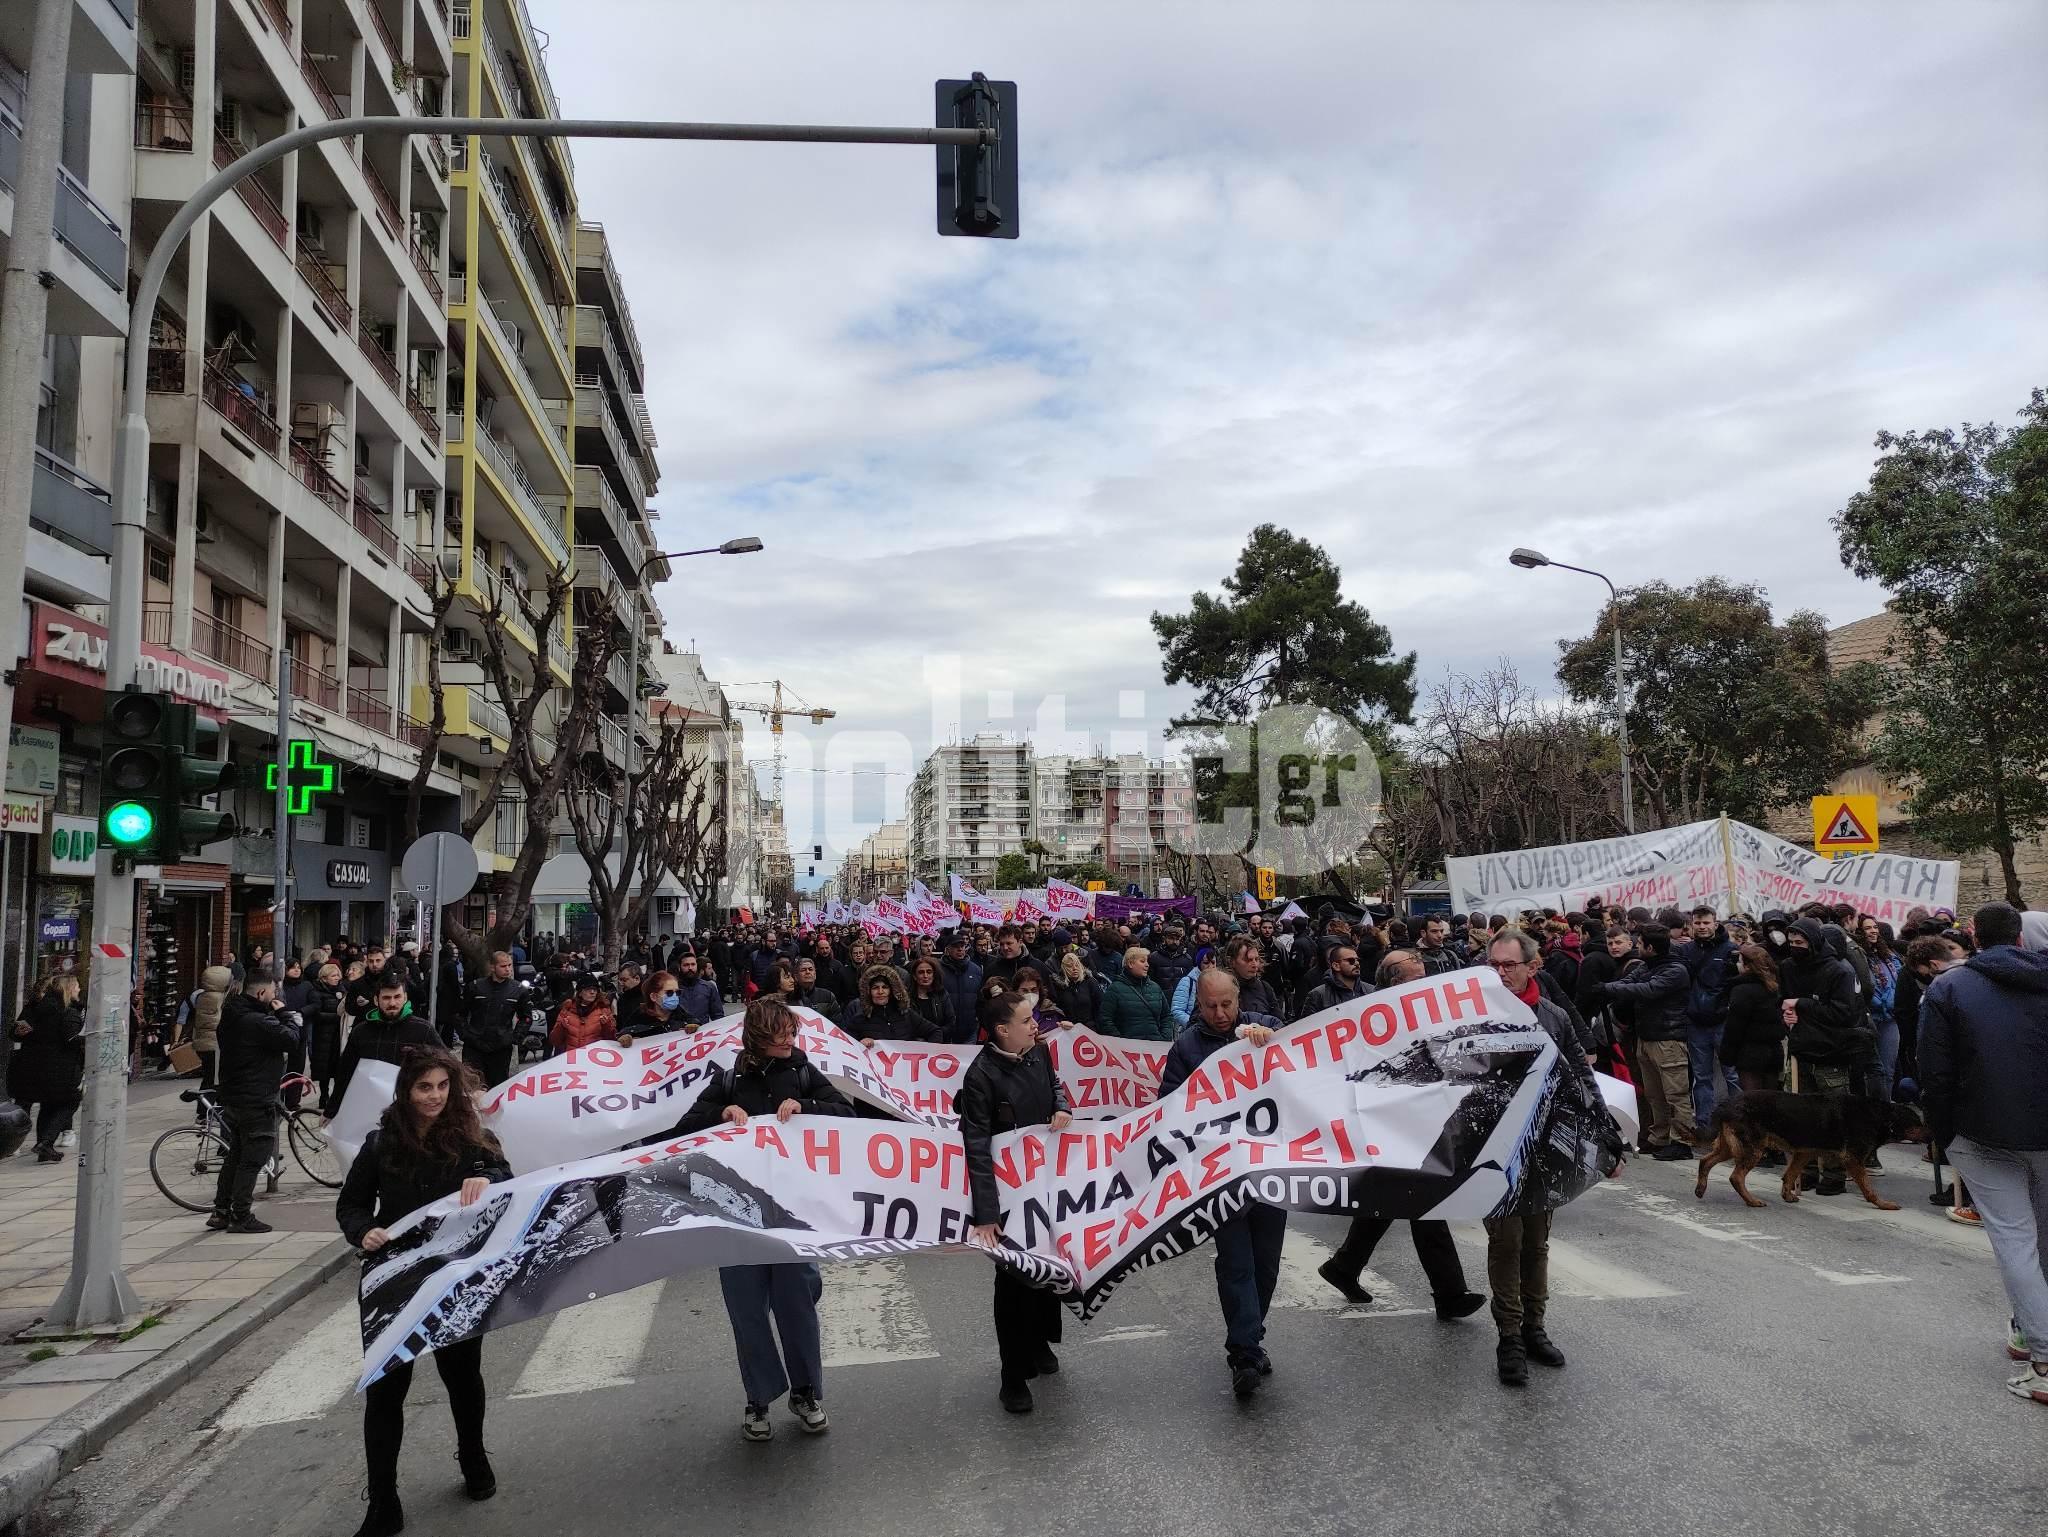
[326,859,372,889]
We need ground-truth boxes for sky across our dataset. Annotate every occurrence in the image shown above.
[528,0,2048,886]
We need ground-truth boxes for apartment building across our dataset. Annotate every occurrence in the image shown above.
[906,734,1034,887]
[1104,753,1193,889]
[831,819,906,904]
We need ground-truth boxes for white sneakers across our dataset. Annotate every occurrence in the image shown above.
[741,1404,772,1441]
[788,1392,829,1434]
[2008,1365,2048,1406]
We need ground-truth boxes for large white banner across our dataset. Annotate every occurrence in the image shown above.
[352,970,1627,1387]
[1444,815,1958,925]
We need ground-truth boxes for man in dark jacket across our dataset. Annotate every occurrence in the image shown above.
[1781,915,1874,1195]
[327,972,441,1116]
[1300,943,1369,1016]
[210,978,302,1233]
[1146,925,1197,1001]
[1919,902,2048,1403]
[673,952,726,1027]
[1222,935,1289,1021]
[1677,907,1740,1134]
[1157,970,1283,1398]
[461,951,525,1088]
[1415,917,1462,977]
[938,931,984,1044]
[787,958,838,1022]
[1596,922,1695,1158]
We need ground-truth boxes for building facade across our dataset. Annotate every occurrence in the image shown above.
[831,820,905,903]
[907,734,1034,887]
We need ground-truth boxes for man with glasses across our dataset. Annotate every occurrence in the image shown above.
[1301,944,1369,1016]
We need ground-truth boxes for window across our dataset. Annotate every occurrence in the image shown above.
[148,545,172,584]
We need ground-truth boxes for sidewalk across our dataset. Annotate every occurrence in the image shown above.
[0,1076,350,1522]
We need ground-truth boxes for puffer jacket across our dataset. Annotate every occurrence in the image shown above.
[189,966,233,1054]
[549,997,618,1054]
[1919,945,2048,1150]
[1098,966,1173,1041]
[956,1040,1067,1225]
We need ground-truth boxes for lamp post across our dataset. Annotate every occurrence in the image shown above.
[1510,547,1634,834]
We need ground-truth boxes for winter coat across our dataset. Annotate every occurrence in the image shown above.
[674,1047,858,1135]
[216,992,302,1108]
[788,984,838,1022]
[1098,967,1173,1041]
[1599,955,1692,1042]
[937,955,984,1044]
[189,966,233,1054]
[1055,972,1102,1028]
[1235,973,1289,1022]
[957,1041,1068,1226]
[1677,929,1738,1029]
[9,993,85,1106]
[1718,975,1787,1076]
[1574,947,1630,1025]
[1784,917,1873,1067]
[674,977,725,1027]
[336,1128,513,1247]
[550,998,618,1054]
[1170,967,1203,1028]
[1156,1011,1284,1099]
[1301,975,1369,1017]
[1145,943,1196,1000]
[329,1004,441,1112]
[462,976,526,1053]
[1919,945,2048,1151]
[908,986,957,1042]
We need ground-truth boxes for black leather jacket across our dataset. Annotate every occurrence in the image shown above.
[957,1043,1068,1226]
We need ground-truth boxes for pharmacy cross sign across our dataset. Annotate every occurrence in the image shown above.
[266,739,337,816]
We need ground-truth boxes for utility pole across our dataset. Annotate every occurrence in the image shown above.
[43,103,1009,1329]
[0,0,77,753]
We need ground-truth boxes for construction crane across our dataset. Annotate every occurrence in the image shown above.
[729,681,836,814]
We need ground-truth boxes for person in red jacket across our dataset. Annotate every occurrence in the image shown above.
[549,973,618,1055]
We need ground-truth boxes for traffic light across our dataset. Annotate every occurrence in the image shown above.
[936,74,1018,238]
[97,691,238,863]
[1255,866,1277,903]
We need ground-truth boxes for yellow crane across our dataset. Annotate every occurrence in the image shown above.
[728,681,836,813]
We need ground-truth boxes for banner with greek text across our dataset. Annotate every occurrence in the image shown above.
[1444,816,1958,925]
[354,969,1624,1388]
[1046,878,1091,918]
[951,875,1003,926]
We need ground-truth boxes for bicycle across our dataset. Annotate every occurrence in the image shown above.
[148,1075,345,1213]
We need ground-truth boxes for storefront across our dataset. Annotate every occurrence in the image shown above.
[292,843,393,951]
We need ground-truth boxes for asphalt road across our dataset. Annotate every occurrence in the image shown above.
[23,1147,2039,1537]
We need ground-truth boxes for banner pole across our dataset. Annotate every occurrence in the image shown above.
[1717,813,1743,920]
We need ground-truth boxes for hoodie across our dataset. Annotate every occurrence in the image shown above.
[1783,917,1871,1066]
[1918,945,2048,1150]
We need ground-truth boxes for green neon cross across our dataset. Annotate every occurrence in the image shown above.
[265,739,337,816]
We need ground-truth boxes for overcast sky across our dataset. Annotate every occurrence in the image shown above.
[530,0,2047,883]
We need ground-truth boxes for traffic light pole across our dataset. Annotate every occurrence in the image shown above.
[44,106,996,1332]
[274,642,292,986]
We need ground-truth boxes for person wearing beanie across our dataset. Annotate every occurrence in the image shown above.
[550,973,618,1055]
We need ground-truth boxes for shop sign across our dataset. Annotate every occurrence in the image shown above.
[327,859,372,889]
[39,916,78,942]
[2,795,46,834]
[45,813,99,875]
[32,603,232,716]
[6,725,60,797]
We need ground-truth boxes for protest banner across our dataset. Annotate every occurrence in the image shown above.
[1092,893,1197,925]
[951,874,1004,926]
[1011,889,1050,924]
[354,968,1624,1388]
[1444,815,1958,925]
[1046,877,1091,918]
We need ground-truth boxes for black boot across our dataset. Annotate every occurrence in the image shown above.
[352,1495,404,1537]
[457,1444,495,1500]
[1496,1335,1528,1386]
[1522,1325,1567,1369]
[999,1377,1034,1414]
[1317,1256,1372,1306]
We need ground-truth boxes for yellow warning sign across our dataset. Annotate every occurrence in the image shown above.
[1811,794,1879,856]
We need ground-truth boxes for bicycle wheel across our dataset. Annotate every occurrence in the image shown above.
[287,1110,345,1188]
[150,1125,233,1212]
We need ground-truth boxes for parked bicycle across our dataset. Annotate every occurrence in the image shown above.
[148,1075,344,1213]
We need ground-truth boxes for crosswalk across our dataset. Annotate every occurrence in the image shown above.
[208,1159,1989,1434]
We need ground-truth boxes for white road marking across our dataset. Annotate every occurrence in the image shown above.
[818,1258,940,1366]
[1545,1238,1681,1299]
[1797,1196,1996,1256]
[1806,1267,1907,1286]
[1090,1323,1169,1343]
[1272,1228,1418,1314]
[217,1299,360,1429]
[510,1280,664,1399]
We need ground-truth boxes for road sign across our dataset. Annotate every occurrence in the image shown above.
[401,832,480,905]
[1812,794,1879,857]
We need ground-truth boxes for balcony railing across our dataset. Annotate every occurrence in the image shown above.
[356,320,401,393]
[296,239,352,327]
[289,438,348,513]
[575,304,637,395]
[363,161,401,238]
[253,0,293,42]
[444,411,464,444]
[408,386,439,437]
[146,348,186,393]
[352,495,400,559]
[572,542,627,611]
[408,229,444,303]
[475,149,566,353]
[216,134,287,246]
[605,650,632,700]
[402,544,436,589]
[578,224,646,379]
[300,58,351,152]
[595,715,627,762]
[476,428,568,561]
[364,1,402,68]
[575,385,648,505]
[467,686,511,741]
[202,363,282,454]
[450,0,471,39]
[135,101,195,151]
[480,301,562,460]
[192,611,274,677]
[291,656,342,711]
[574,462,634,541]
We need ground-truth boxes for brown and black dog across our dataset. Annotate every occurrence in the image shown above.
[1694,1091,1927,1210]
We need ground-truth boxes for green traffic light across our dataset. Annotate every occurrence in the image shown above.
[105,800,155,847]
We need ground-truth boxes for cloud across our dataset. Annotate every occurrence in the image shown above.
[532,0,2048,874]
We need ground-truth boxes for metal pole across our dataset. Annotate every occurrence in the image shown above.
[53,103,992,1337]
[274,644,291,984]
[1611,597,1633,834]
[0,0,75,762]
[425,841,445,1028]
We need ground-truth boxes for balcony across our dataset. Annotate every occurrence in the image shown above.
[595,714,627,763]
[203,363,283,455]
[475,427,568,561]
[363,161,401,240]
[479,298,563,458]
[296,239,352,328]
[32,446,114,557]
[299,57,352,154]
[146,347,185,392]
[291,655,342,711]
[408,228,443,304]
[407,384,439,437]
[572,542,628,612]
[443,411,464,444]
[356,320,401,394]
[475,149,565,352]
[289,438,348,513]
[255,0,293,42]
[574,463,635,544]
[191,610,274,678]
[363,1,403,71]
[574,385,647,505]
[575,304,638,397]
[402,544,435,589]
[215,134,287,246]
[0,100,127,298]
[467,685,510,740]
[605,649,632,700]
[351,495,400,559]
[135,101,195,151]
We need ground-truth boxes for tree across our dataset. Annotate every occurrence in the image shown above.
[564,714,716,969]
[993,850,1037,890]
[403,566,624,970]
[1151,524,1417,735]
[1361,746,1442,910]
[1556,578,1879,828]
[1833,389,2048,903]
[1054,858,1113,887]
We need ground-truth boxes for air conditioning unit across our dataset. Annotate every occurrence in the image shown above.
[441,627,477,659]
[293,401,345,435]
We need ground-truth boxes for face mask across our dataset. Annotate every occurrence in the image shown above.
[658,991,680,1009]
[1768,930,1787,947]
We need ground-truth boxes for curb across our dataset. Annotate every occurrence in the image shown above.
[0,1238,354,1534]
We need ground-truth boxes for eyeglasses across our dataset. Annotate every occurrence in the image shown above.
[1487,959,1530,971]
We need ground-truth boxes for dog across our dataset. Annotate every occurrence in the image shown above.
[1694,1091,1927,1210]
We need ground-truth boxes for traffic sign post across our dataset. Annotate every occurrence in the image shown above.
[403,833,480,1026]
[1812,794,1880,857]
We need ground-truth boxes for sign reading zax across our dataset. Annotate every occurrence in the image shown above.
[1812,794,1880,857]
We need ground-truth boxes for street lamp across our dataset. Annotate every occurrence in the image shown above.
[1509,547,1634,834]
[624,537,766,771]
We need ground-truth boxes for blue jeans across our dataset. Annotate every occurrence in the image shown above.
[1212,1201,1287,1360]
[718,1262,823,1408]
[1871,1014,1898,1100]
[1686,1022,1737,1132]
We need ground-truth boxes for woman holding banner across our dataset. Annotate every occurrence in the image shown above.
[336,1047,512,1537]
[960,989,1074,1413]
[675,998,858,1441]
